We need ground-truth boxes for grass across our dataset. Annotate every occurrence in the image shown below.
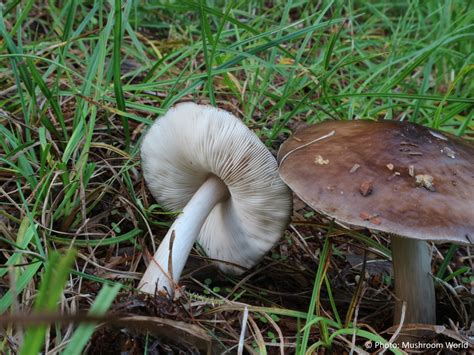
[0,0,473,353]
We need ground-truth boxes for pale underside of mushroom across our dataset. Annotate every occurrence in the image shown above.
[139,103,292,294]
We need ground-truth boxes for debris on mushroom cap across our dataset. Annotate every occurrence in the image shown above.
[349,164,360,173]
[360,211,382,225]
[415,174,435,192]
[441,146,456,158]
[315,155,329,165]
[429,130,448,141]
[359,181,373,196]
[359,211,372,220]
[141,103,292,273]
[386,171,401,181]
[277,120,474,244]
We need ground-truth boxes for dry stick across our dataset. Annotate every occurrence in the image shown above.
[336,336,369,355]
[247,314,265,354]
[8,265,23,344]
[279,130,335,165]
[168,230,176,285]
[262,312,285,355]
[290,224,318,263]
[345,251,367,327]
[0,313,144,326]
[238,306,249,355]
[0,313,212,352]
[382,302,406,354]
[349,288,367,355]
[148,229,178,297]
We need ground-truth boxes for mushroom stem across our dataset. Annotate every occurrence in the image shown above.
[139,176,229,295]
[391,236,436,326]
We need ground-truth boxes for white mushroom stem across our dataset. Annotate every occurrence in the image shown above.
[139,176,229,295]
[391,236,436,326]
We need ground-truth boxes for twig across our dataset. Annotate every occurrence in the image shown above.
[279,130,335,165]
[238,306,249,355]
[383,302,406,354]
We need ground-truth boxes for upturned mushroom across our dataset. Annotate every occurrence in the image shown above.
[278,120,474,327]
[139,103,292,295]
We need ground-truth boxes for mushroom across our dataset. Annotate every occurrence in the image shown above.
[278,119,474,327]
[139,103,292,295]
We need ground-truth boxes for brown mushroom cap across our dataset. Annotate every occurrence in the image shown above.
[278,120,474,244]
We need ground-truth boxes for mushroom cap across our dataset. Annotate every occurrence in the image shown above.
[141,103,292,273]
[278,120,474,244]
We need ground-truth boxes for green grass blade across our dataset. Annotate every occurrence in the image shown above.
[113,0,129,148]
[4,0,21,15]
[49,228,141,247]
[0,261,42,314]
[436,244,459,279]
[300,236,332,353]
[63,283,121,355]
[26,58,68,141]
[19,249,76,355]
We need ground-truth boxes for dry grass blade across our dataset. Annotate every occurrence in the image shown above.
[0,313,214,354]
[237,306,249,355]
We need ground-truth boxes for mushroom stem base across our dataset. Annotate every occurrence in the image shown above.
[391,236,436,329]
[138,175,228,295]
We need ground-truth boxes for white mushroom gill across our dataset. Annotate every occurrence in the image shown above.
[139,103,292,295]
